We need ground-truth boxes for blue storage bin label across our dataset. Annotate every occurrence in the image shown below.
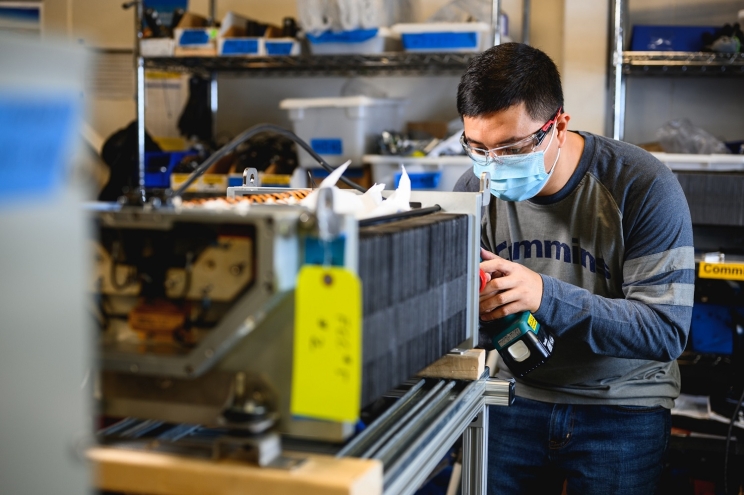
[222,38,259,55]
[402,32,478,50]
[307,28,378,44]
[311,138,343,155]
[179,30,210,46]
[265,41,294,55]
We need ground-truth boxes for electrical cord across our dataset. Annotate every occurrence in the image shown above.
[724,386,744,495]
[169,123,367,201]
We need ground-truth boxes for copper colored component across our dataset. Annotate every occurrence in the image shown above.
[129,299,189,343]
[184,189,310,208]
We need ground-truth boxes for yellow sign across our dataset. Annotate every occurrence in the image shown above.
[698,262,744,281]
[527,313,538,331]
[291,266,362,423]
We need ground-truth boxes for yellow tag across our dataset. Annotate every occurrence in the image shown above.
[261,173,292,185]
[699,262,744,281]
[170,173,197,193]
[527,313,538,331]
[291,266,361,423]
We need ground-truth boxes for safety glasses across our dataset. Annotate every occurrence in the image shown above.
[461,107,562,164]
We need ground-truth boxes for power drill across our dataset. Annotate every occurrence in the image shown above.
[479,269,554,377]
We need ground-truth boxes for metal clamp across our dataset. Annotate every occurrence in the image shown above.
[316,188,341,242]
[479,172,491,205]
[483,377,515,406]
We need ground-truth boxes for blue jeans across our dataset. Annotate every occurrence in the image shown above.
[487,397,671,495]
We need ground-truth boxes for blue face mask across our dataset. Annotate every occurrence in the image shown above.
[471,126,560,202]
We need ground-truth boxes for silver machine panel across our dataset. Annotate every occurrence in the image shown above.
[93,187,488,444]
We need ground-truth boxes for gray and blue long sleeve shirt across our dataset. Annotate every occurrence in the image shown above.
[455,131,694,408]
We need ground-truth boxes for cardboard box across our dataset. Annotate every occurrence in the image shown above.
[140,38,175,57]
[173,12,215,55]
[218,12,264,56]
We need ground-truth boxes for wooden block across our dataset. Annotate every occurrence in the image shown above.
[417,349,485,380]
[89,447,382,495]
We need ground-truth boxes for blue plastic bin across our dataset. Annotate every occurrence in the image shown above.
[401,32,478,51]
[394,171,441,190]
[630,25,718,51]
[145,151,197,188]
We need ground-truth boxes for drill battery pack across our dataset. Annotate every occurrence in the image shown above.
[486,312,554,378]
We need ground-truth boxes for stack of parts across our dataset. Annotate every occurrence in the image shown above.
[183,190,310,207]
[358,212,469,406]
[676,173,744,226]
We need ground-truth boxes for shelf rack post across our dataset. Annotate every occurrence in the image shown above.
[492,0,502,46]
[134,0,147,203]
[208,0,218,145]
[522,0,531,45]
[608,0,626,140]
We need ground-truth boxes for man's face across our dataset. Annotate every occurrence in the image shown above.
[462,102,557,173]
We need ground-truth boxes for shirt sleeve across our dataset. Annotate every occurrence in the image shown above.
[533,171,695,362]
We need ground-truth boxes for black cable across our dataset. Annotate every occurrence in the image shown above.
[169,123,366,200]
[724,386,744,495]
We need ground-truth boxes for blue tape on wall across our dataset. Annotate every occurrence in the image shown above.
[0,94,79,204]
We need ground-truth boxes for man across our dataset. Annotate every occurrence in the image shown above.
[454,43,694,494]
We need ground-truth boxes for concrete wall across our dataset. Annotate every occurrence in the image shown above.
[562,0,608,135]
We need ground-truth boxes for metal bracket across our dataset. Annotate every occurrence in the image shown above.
[479,172,491,226]
[461,406,488,495]
[479,172,491,206]
[243,167,260,187]
[212,432,302,468]
[316,188,341,242]
[484,377,515,406]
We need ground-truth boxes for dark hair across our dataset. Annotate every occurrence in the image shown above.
[457,43,563,122]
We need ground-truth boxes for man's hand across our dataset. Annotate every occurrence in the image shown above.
[479,248,544,321]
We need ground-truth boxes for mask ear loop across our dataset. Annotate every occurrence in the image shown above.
[545,125,561,175]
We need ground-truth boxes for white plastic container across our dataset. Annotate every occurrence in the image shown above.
[306,27,396,55]
[650,152,744,171]
[280,96,405,168]
[365,155,472,190]
[391,22,491,52]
